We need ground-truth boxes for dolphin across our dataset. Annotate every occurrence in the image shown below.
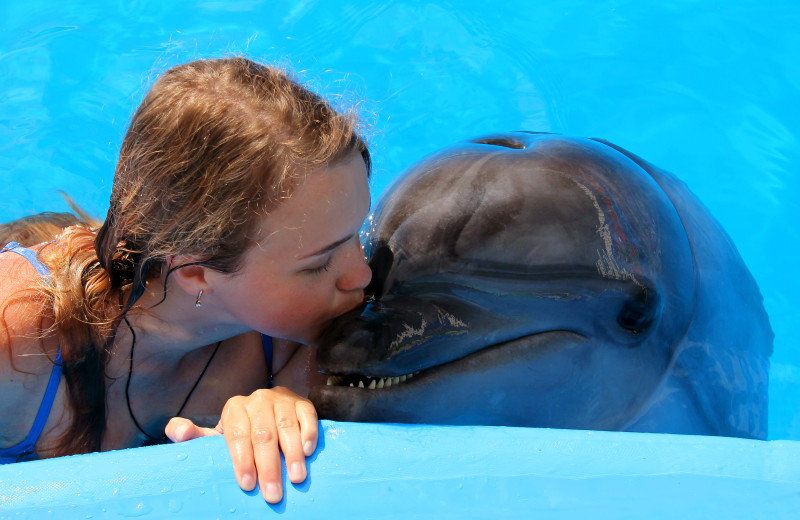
[309,132,773,439]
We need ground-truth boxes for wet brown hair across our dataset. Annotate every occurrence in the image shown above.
[33,57,370,456]
[0,194,100,247]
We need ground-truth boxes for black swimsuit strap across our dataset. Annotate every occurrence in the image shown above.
[123,316,222,444]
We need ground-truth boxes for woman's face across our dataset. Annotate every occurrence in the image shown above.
[209,151,372,345]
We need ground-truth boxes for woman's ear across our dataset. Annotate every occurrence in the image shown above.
[167,255,210,298]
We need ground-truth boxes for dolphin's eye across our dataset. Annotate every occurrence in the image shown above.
[617,307,650,333]
[616,290,660,335]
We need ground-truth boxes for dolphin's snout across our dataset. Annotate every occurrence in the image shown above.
[317,302,384,373]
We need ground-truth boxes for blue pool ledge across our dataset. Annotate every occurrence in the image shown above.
[1,421,799,519]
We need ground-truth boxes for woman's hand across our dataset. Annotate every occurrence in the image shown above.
[165,386,319,504]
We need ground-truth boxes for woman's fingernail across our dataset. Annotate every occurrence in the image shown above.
[303,441,314,456]
[175,424,188,440]
[265,482,281,503]
[290,462,305,482]
[240,474,255,491]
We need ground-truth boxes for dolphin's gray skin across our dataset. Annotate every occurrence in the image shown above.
[309,133,773,439]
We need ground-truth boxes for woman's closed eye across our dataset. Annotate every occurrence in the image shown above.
[305,257,332,275]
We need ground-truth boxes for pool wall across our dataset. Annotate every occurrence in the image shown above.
[2,421,800,519]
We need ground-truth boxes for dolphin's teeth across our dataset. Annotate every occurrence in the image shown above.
[333,370,420,389]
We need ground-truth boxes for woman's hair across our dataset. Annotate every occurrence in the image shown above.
[0,212,86,247]
[0,193,100,247]
[36,57,370,456]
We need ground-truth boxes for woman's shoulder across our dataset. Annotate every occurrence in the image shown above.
[0,249,51,333]
[0,245,57,367]
[0,247,61,447]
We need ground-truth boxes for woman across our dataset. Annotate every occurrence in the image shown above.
[0,56,372,504]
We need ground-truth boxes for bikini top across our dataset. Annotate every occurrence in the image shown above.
[0,242,63,464]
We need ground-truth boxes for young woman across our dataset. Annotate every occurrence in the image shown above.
[0,56,372,504]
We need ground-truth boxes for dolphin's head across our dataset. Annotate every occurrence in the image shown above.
[309,132,715,431]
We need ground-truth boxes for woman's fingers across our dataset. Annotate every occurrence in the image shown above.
[243,393,284,503]
[296,399,319,457]
[269,386,318,459]
[216,388,319,504]
[164,416,221,442]
[219,396,261,495]
[270,392,307,484]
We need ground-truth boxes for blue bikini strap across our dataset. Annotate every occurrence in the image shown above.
[1,241,52,283]
[19,348,63,453]
[1,241,62,461]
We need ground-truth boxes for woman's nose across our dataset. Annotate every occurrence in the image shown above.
[336,240,372,292]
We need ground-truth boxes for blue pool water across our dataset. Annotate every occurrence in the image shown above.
[1,1,798,439]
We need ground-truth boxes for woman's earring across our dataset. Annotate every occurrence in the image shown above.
[195,289,203,309]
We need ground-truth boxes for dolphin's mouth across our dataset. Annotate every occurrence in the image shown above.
[324,371,421,390]
[314,336,496,396]
[309,330,593,424]
[314,329,584,395]
[315,333,508,395]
